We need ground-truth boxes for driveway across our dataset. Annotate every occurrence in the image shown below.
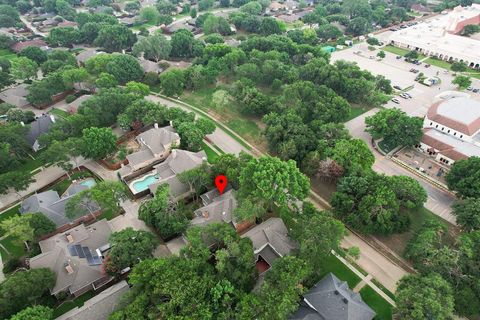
[146,95,251,155]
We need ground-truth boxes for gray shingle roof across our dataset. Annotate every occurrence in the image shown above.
[191,189,237,227]
[241,218,297,265]
[138,59,164,74]
[290,273,376,320]
[30,219,113,296]
[0,84,29,107]
[26,114,54,147]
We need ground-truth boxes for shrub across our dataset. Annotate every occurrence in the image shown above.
[65,94,77,103]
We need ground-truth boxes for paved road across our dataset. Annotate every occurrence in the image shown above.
[146,95,250,155]
[345,110,456,224]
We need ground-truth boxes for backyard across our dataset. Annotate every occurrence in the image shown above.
[52,291,96,318]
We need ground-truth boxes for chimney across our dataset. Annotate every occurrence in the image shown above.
[334,290,339,295]
[154,123,158,129]
[50,115,55,123]
[342,298,348,304]
[65,263,74,274]
[66,233,74,243]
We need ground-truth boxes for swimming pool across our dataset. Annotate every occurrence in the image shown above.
[131,174,158,193]
[79,178,96,188]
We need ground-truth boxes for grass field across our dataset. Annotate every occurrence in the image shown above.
[360,286,393,320]
[319,254,362,289]
[382,45,410,56]
[201,141,220,163]
[0,204,26,260]
[424,57,452,70]
[15,152,45,173]
[348,105,370,121]
[52,291,96,318]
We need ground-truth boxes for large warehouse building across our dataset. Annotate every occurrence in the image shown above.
[389,4,480,69]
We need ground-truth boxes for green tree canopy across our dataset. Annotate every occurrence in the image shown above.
[452,75,472,89]
[452,198,480,231]
[329,139,374,175]
[9,305,53,320]
[132,34,171,62]
[445,156,480,198]
[81,127,117,160]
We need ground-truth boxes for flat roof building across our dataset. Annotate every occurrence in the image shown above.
[389,5,480,68]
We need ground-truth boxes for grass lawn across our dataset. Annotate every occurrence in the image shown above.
[0,204,21,222]
[382,45,410,56]
[348,105,370,121]
[53,291,96,318]
[0,48,16,61]
[376,206,457,257]
[201,141,220,163]
[318,254,362,289]
[360,286,393,320]
[0,204,25,260]
[130,21,156,31]
[96,209,118,221]
[16,154,45,173]
[424,57,452,70]
[49,108,70,119]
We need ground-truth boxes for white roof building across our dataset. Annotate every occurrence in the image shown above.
[389,5,480,68]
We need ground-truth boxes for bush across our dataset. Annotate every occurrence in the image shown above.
[143,71,159,86]
[2,259,21,274]
[65,94,77,103]
[366,37,379,46]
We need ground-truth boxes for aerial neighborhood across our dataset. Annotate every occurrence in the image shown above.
[1,0,480,319]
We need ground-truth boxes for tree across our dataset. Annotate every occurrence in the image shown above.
[347,17,370,36]
[211,152,253,189]
[366,37,380,46]
[395,273,454,320]
[452,75,472,89]
[94,24,136,52]
[198,0,214,11]
[48,27,81,47]
[0,268,55,319]
[95,72,118,88]
[125,81,150,97]
[170,29,202,58]
[88,181,128,214]
[81,127,117,160]
[240,1,262,15]
[10,305,53,320]
[292,202,346,270]
[0,171,35,196]
[139,6,160,24]
[133,34,171,62]
[139,184,189,239]
[452,198,480,231]
[451,61,467,72]
[0,214,34,250]
[238,156,310,215]
[159,69,185,96]
[105,228,158,274]
[177,162,211,199]
[446,156,480,198]
[190,7,197,18]
[365,108,423,148]
[462,23,480,36]
[106,54,144,84]
[260,17,281,35]
[389,175,427,209]
[316,24,342,41]
[377,50,385,59]
[203,16,232,35]
[156,0,176,14]
[28,213,56,239]
[404,50,419,60]
[329,139,374,175]
[19,46,48,64]
[10,57,38,80]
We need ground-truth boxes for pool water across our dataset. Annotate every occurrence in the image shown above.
[79,178,96,188]
[132,174,158,193]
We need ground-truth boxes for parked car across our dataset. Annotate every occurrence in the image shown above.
[425,64,431,68]
[393,85,402,90]
[404,92,412,98]
[396,55,402,59]
[391,98,400,104]
[473,88,479,93]
[467,86,473,91]
[400,93,409,99]
[369,56,375,59]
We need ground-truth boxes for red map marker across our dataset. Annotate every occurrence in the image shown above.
[215,175,227,195]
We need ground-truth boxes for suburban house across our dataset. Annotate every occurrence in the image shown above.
[191,188,253,233]
[56,280,129,320]
[0,84,29,108]
[10,38,48,53]
[241,218,297,274]
[138,58,165,74]
[20,179,99,228]
[118,125,180,180]
[29,219,113,297]
[126,149,206,198]
[417,95,480,165]
[26,114,55,152]
[76,49,105,66]
[289,273,376,320]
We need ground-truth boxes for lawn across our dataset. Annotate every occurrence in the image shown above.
[360,286,393,320]
[49,108,70,119]
[201,141,220,163]
[382,45,410,56]
[15,151,46,173]
[53,291,96,318]
[424,57,452,70]
[376,206,457,257]
[130,21,156,31]
[348,105,370,121]
[0,204,26,260]
[0,48,16,61]
[318,254,362,289]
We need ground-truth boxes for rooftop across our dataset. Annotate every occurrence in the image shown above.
[422,128,480,160]
[0,84,29,108]
[427,96,480,136]
[191,189,237,227]
[26,114,55,147]
[29,219,112,296]
[290,273,375,320]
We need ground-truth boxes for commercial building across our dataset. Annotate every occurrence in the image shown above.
[389,5,480,68]
[417,95,480,165]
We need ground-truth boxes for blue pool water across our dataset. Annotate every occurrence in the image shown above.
[132,174,158,193]
[79,178,96,188]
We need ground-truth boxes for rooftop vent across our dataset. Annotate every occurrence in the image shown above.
[65,263,74,274]
[66,233,74,243]
[342,298,349,304]
[334,290,339,295]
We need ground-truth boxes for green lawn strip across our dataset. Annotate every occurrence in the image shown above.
[96,209,117,221]
[424,57,452,70]
[0,236,26,260]
[226,118,263,144]
[49,108,70,119]
[382,45,410,56]
[0,204,21,223]
[348,106,370,121]
[53,291,96,318]
[201,141,220,163]
[359,286,393,320]
[130,21,156,31]
[318,254,362,289]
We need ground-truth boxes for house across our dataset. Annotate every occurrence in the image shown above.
[126,149,207,198]
[241,218,297,274]
[76,49,105,66]
[268,1,287,12]
[56,280,129,320]
[119,16,138,27]
[0,84,29,108]
[289,273,376,320]
[20,179,99,227]
[26,114,55,152]
[138,58,164,74]
[29,219,113,297]
[417,96,480,165]
[119,125,180,180]
[11,38,48,53]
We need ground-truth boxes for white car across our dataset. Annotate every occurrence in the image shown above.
[391,98,400,104]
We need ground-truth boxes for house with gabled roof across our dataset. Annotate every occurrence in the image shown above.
[0,84,29,108]
[26,114,55,152]
[241,217,297,274]
[289,273,375,320]
[29,219,113,297]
